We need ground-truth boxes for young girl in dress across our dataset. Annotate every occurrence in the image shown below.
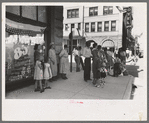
[34,48,44,93]
[43,58,52,89]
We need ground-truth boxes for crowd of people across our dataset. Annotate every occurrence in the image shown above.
[34,43,69,93]
[33,41,129,93]
[80,42,128,87]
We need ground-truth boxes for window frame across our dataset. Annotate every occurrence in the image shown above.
[97,22,102,32]
[67,9,79,18]
[85,23,89,32]
[65,24,68,31]
[89,7,98,16]
[103,6,113,15]
[78,23,81,30]
[104,21,109,32]
[91,22,95,32]
[111,21,116,31]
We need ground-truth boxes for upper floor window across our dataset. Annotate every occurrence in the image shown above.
[97,22,102,32]
[111,21,116,31]
[104,21,109,31]
[89,7,98,16]
[78,23,81,30]
[91,22,95,32]
[67,9,79,18]
[103,6,113,15]
[85,23,89,32]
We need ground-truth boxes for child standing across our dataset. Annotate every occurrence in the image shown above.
[43,58,52,89]
[34,55,44,93]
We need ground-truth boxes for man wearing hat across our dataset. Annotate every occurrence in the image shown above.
[48,42,57,81]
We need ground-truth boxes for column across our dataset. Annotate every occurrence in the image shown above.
[109,21,111,32]
[102,21,104,32]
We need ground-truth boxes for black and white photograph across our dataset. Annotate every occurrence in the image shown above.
[2,2,147,121]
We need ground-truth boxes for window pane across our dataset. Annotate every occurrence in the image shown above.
[111,21,116,31]
[22,6,36,20]
[72,10,75,18]
[78,23,81,30]
[38,6,47,23]
[65,24,68,31]
[89,7,98,16]
[6,6,20,15]
[67,10,71,18]
[103,6,113,15]
[85,23,89,32]
[76,9,79,17]
[91,22,95,32]
[97,22,102,32]
[94,7,98,15]
[104,21,109,31]
[67,9,79,18]
[71,24,74,29]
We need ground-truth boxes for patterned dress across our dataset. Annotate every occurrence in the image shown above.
[48,49,57,77]
[34,60,43,80]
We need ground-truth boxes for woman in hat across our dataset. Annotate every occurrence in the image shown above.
[59,44,69,79]
[48,43,57,81]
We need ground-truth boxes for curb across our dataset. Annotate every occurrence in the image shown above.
[122,75,135,99]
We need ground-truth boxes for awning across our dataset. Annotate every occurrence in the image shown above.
[102,40,115,48]
[6,18,46,36]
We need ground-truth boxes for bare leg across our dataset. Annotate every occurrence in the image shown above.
[34,80,38,89]
[39,80,44,93]
[44,80,51,89]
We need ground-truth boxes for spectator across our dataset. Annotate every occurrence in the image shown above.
[82,42,93,82]
[78,46,85,70]
[91,43,98,85]
[73,46,80,72]
[48,42,57,81]
[59,45,69,79]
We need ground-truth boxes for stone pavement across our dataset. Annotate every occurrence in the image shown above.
[6,68,134,99]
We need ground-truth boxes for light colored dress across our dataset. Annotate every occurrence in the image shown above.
[34,60,43,80]
[48,49,57,76]
[59,49,69,74]
[43,63,52,80]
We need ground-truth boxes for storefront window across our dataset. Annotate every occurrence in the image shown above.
[5,32,44,83]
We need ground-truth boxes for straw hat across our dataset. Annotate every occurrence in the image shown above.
[49,42,54,46]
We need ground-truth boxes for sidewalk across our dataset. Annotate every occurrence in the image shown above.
[6,68,134,99]
[126,57,147,100]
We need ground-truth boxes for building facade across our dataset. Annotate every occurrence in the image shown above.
[63,5,124,52]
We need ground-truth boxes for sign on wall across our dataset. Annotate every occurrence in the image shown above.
[6,42,34,83]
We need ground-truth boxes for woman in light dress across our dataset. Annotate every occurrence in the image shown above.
[59,45,69,79]
[48,43,57,81]
[43,58,52,89]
